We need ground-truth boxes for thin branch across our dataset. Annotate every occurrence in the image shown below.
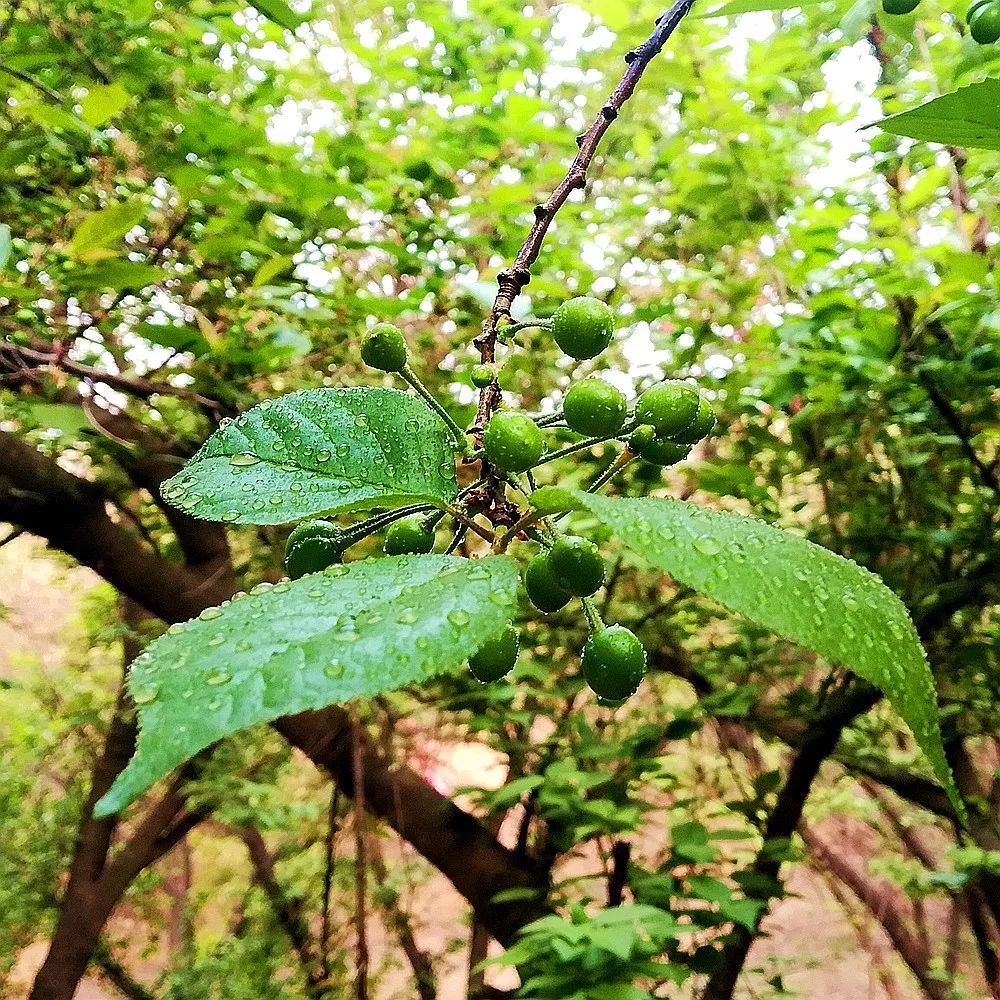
[351,720,370,1000]
[368,837,437,1000]
[0,61,63,103]
[474,0,696,431]
[468,0,696,528]
[0,340,224,415]
[0,0,22,43]
[320,785,340,982]
[93,942,158,1000]
[700,681,881,1000]
[238,825,329,998]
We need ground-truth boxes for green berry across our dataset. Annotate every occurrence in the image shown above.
[548,535,605,597]
[524,553,572,614]
[551,296,615,360]
[634,380,701,438]
[882,0,919,13]
[631,431,691,467]
[970,2,1000,41]
[361,323,408,372]
[670,396,716,445]
[285,520,346,579]
[469,623,519,682]
[471,363,496,388]
[384,517,435,555]
[482,411,545,472]
[628,424,657,452]
[582,625,646,701]
[563,378,628,437]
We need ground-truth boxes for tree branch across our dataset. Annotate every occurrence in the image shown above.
[1,431,548,948]
[700,680,881,1000]
[469,0,696,523]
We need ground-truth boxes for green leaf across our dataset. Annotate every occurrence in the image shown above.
[161,387,459,524]
[137,322,210,354]
[0,224,11,271]
[69,200,145,261]
[18,401,90,437]
[79,82,130,126]
[72,261,165,291]
[533,489,963,820]
[248,0,306,30]
[94,554,518,816]
[253,254,295,286]
[697,0,839,16]
[871,80,1000,151]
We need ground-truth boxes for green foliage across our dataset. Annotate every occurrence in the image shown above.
[874,80,1000,149]
[161,388,459,525]
[531,488,964,819]
[2,0,997,990]
[497,905,687,999]
[96,555,518,815]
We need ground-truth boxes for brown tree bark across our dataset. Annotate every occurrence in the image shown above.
[802,823,952,1000]
[1,428,546,1000]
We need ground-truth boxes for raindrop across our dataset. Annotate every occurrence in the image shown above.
[206,670,232,686]
[132,687,159,706]
[448,609,471,627]
[693,536,722,556]
[199,607,223,621]
[229,453,260,467]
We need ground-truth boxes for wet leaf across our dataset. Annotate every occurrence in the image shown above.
[95,554,518,816]
[531,488,963,821]
[161,387,459,525]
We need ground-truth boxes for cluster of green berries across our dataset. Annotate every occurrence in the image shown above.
[880,0,1000,43]
[483,375,714,473]
[483,297,714,473]
[348,299,714,702]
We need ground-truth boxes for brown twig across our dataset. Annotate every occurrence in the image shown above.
[320,784,340,982]
[469,0,696,512]
[0,339,224,415]
[351,720,370,1000]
